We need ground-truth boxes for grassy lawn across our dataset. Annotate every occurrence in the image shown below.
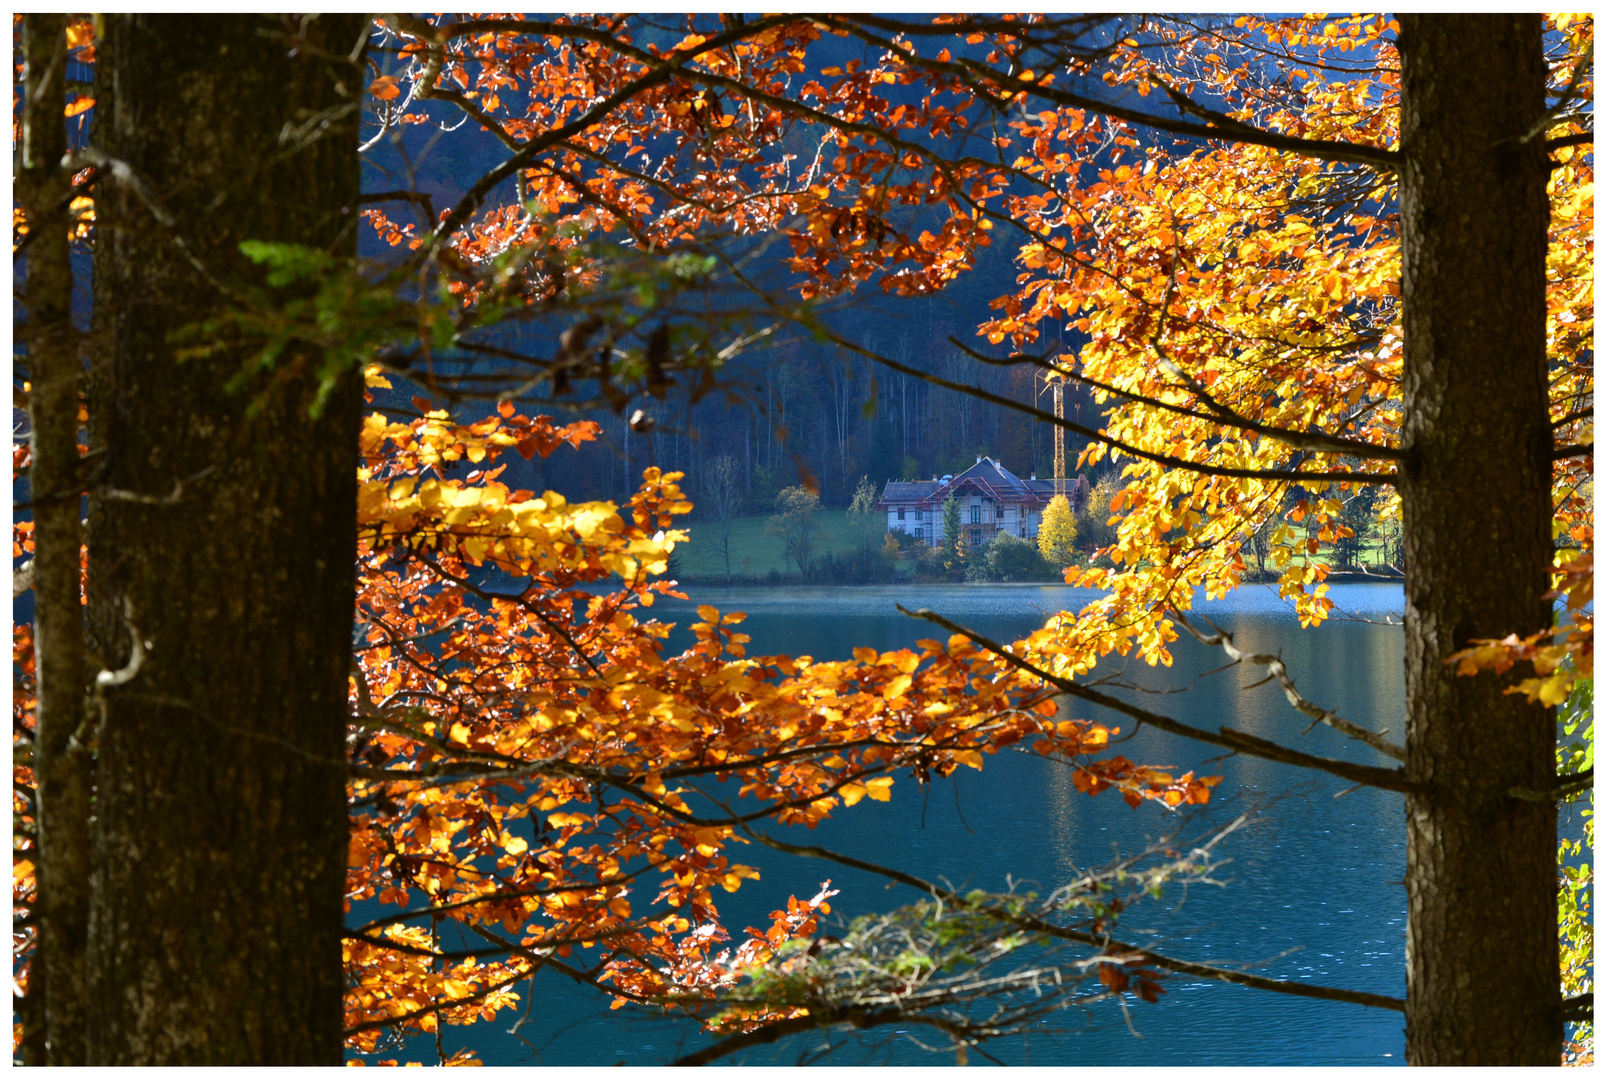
[671,510,861,578]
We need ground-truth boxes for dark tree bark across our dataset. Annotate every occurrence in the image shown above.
[85,15,365,1064]
[1397,15,1561,1064]
[19,12,91,1066]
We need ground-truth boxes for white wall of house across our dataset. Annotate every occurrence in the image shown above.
[885,496,1041,545]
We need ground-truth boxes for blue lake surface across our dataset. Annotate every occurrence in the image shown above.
[372,582,1421,1066]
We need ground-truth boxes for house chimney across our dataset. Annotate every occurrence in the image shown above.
[976,455,983,464]
[1030,473,1036,481]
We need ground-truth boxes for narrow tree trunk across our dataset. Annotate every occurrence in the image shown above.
[1397,14,1560,1064]
[20,13,92,1066]
[86,15,365,1064]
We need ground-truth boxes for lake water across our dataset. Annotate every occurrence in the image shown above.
[381,583,1420,1066]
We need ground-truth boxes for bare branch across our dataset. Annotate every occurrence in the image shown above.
[95,465,217,506]
[952,336,1408,463]
[94,597,148,692]
[359,189,436,222]
[1169,609,1405,761]
[895,605,1424,795]
[62,148,242,300]
[748,830,1406,1014]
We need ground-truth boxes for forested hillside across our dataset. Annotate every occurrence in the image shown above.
[359,30,1113,511]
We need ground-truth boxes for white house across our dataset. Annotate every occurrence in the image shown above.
[874,456,1089,548]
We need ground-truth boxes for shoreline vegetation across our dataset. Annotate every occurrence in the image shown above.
[661,573,1406,590]
[665,509,1404,589]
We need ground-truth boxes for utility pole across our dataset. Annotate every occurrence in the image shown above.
[1051,377,1065,498]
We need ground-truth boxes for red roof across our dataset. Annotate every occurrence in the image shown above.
[874,457,1077,511]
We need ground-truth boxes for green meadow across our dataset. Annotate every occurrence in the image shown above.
[668,510,860,578]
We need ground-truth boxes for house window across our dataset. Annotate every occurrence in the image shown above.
[897,507,905,520]
[970,506,981,524]
[970,528,981,546]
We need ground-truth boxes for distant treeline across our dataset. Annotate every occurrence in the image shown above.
[380,230,1118,516]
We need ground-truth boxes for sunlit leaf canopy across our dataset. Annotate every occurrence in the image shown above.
[352,11,1588,652]
[11,12,1591,1063]
[341,392,1218,1052]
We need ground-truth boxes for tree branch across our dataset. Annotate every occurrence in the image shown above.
[951,336,1408,463]
[895,605,1424,795]
[747,829,1406,1014]
[1169,609,1405,761]
[825,16,1403,171]
[1508,768,1593,803]
[672,1008,972,1067]
[95,465,217,506]
[394,14,801,256]
[340,963,532,1037]
[724,266,1398,485]
[1546,130,1593,153]
[377,15,526,155]
[412,552,608,679]
[341,931,513,962]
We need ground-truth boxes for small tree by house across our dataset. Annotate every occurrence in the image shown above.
[767,485,821,577]
[881,530,904,572]
[939,492,966,578]
[1038,494,1079,571]
[846,475,885,578]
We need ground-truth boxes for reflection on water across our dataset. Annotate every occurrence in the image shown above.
[435,584,1416,1066]
[1044,759,1082,884]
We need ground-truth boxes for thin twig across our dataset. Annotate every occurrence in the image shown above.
[1168,609,1405,761]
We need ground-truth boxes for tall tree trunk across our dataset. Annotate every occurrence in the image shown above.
[86,15,365,1064]
[1397,14,1560,1064]
[20,13,91,1066]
